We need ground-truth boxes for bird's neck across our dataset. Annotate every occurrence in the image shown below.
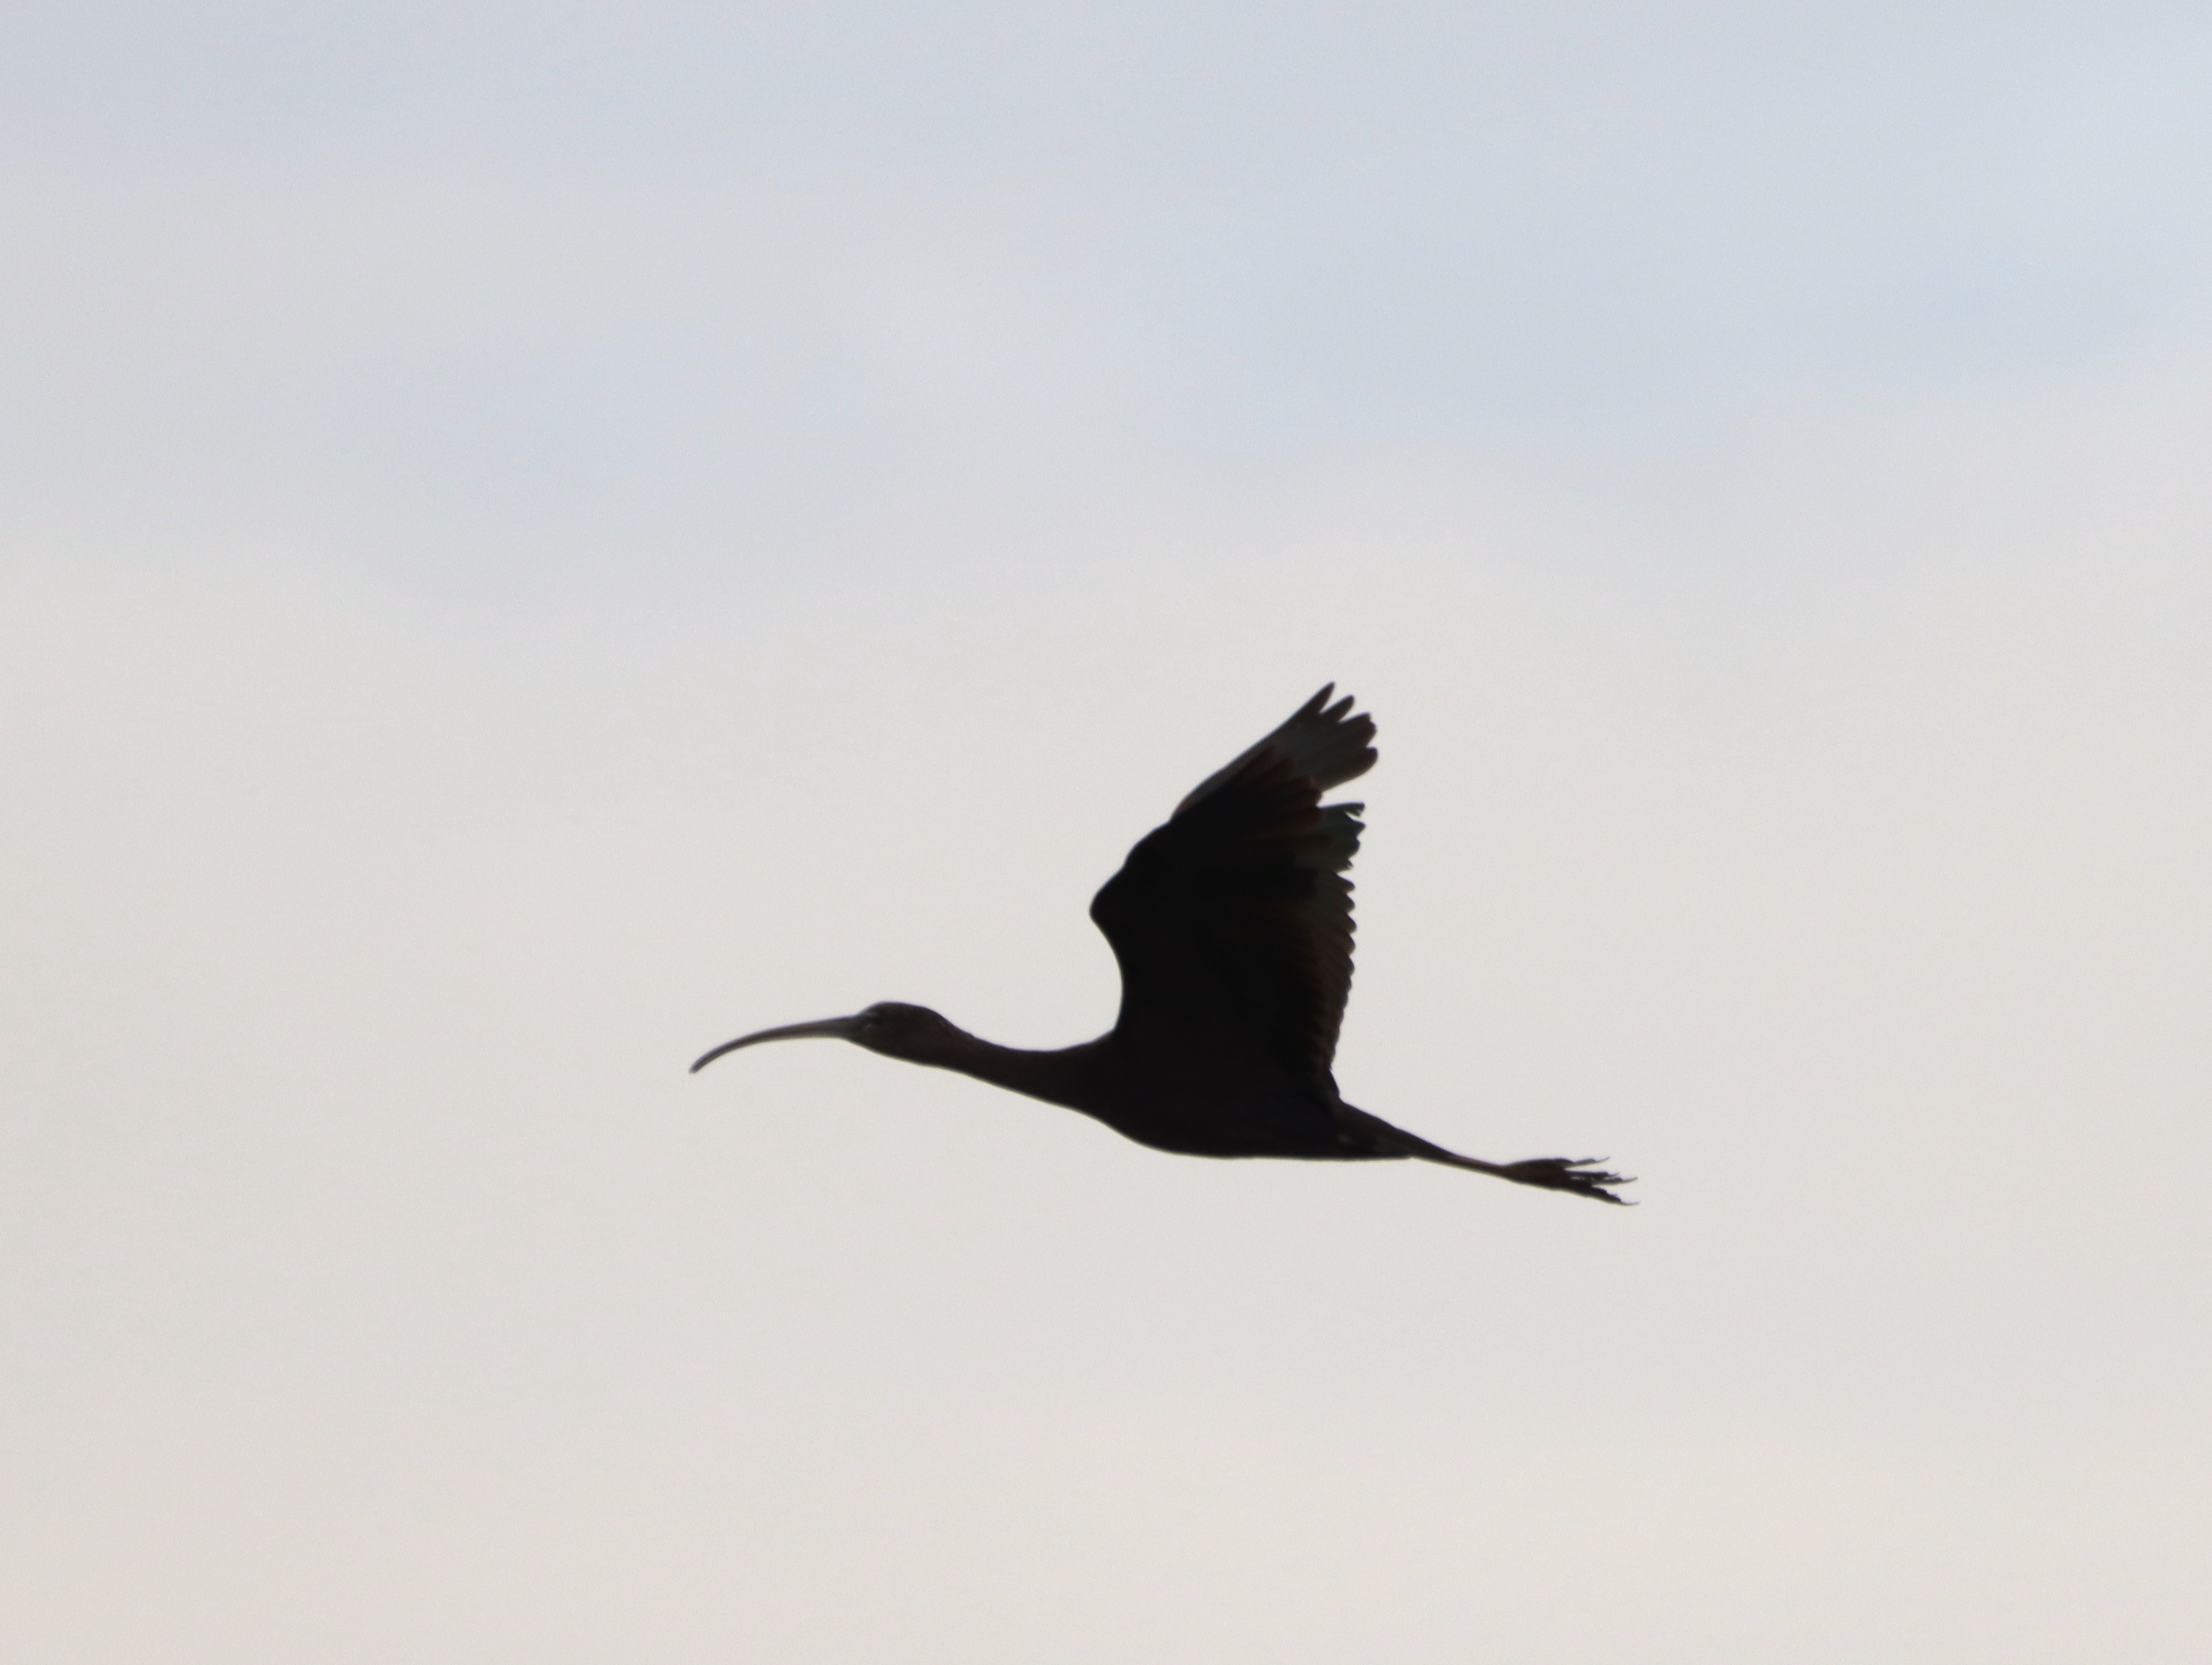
[930,1032,1103,1112]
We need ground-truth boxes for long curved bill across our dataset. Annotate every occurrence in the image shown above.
[689,1015,863,1074]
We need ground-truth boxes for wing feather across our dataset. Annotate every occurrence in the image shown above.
[1091,686,1377,1089]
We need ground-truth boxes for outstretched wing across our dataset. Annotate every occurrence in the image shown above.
[1090,685,1378,1090]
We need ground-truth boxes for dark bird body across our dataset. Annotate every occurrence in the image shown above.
[694,687,1630,1203]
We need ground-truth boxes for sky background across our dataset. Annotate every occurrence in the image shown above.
[5,4,2210,1660]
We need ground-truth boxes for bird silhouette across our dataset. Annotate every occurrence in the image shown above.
[692,686,1631,1203]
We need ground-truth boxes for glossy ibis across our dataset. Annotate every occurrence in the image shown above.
[692,687,1630,1203]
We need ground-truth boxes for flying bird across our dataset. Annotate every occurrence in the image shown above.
[692,687,1631,1203]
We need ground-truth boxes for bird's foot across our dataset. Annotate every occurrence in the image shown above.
[1500,1157,1635,1205]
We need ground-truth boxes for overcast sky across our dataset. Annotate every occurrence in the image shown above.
[5,5,2209,1661]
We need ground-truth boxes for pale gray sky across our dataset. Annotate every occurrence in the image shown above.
[4,5,2209,1661]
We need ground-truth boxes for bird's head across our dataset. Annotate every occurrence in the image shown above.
[689,1001,967,1074]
